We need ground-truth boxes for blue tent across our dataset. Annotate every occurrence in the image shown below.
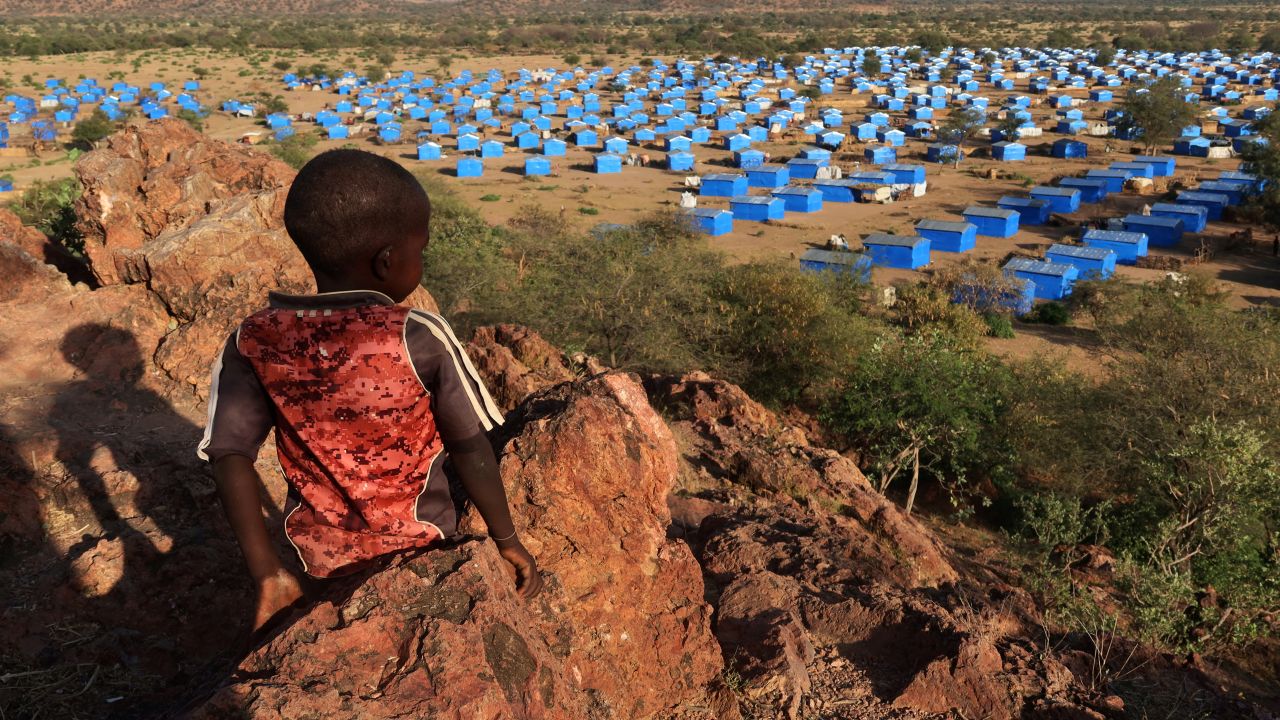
[700,173,749,197]
[1057,177,1109,203]
[479,140,504,158]
[524,155,552,176]
[668,151,695,171]
[915,219,977,253]
[786,157,827,179]
[747,164,790,188]
[543,138,567,157]
[812,179,859,203]
[1003,258,1078,300]
[771,186,823,213]
[1084,169,1131,193]
[457,157,483,177]
[594,153,623,174]
[1083,229,1148,264]
[992,141,1027,161]
[1045,244,1117,279]
[1123,214,1184,246]
[1175,190,1229,220]
[863,233,930,269]
[1150,202,1207,233]
[1051,139,1088,159]
[1130,156,1176,177]
[417,142,442,160]
[881,163,926,184]
[926,143,962,163]
[736,149,766,169]
[799,248,872,281]
[730,195,785,222]
[1029,186,1082,214]
[963,206,1020,237]
[689,208,733,236]
[865,145,897,164]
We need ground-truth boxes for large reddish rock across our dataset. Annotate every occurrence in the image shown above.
[466,323,603,413]
[194,373,732,719]
[647,372,1099,720]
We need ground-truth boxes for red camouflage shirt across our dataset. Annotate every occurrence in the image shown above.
[197,290,504,578]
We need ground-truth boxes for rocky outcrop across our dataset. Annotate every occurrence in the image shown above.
[195,373,731,719]
[648,372,1102,720]
[466,323,604,413]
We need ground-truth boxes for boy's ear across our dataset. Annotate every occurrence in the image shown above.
[372,244,395,281]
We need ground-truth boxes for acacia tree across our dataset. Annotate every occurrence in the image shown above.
[1240,111,1280,231]
[860,52,880,78]
[939,106,986,164]
[1118,75,1199,155]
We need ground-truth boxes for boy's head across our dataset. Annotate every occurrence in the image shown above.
[284,149,431,302]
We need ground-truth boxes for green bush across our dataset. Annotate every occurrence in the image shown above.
[983,312,1015,338]
[12,177,83,254]
[821,331,1018,512]
[1026,301,1069,325]
[268,133,317,170]
[70,109,114,149]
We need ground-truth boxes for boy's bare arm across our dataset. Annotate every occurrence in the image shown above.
[448,433,544,599]
[212,454,303,629]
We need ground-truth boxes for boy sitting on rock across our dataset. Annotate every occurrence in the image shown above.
[198,149,541,631]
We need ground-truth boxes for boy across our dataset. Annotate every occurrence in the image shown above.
[198,149,541,631]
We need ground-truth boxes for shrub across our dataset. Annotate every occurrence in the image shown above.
[821,331,1018,513]
[479,194,501,202]
[984,312,1015,338]
[1026,301,1069,325]
[176,108,203,132]
[70,109,114,149]
[12,177,83,254]
[268,133,317,170]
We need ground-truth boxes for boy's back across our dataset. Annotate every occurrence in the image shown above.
[200,149,540,631]
[202,290,502,577]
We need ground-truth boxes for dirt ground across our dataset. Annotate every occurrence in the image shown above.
[3,47,1277,374]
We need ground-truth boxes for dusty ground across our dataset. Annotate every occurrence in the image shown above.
[3,47,1277,374]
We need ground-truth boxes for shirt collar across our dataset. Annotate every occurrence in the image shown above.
[267,289,396,310]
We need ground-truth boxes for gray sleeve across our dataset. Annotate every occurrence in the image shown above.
[196,330,275,462]
[404,311,505,445]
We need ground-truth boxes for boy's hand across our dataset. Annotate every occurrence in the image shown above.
[497,540,543,599]
[253,568,305,632]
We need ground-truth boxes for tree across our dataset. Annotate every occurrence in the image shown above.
[995,111,1025,141]
[1045,26,1078,48]
[1093,45,1115,67]
[1118,76,1199,155]
[1240,111,1280,230]
[1260,27,1280,54]
[821,331,1016,514]
[860,53,880,78]
[71,109,114,150]
[912,28,951,53]
[272,59,292,71]
[1225,29,1255,53]
[939,106,986,164]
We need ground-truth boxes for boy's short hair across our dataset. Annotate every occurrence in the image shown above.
[284,149,430,276]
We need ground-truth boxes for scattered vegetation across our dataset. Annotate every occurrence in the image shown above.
[417,175,1280,661]
[11,177,83,253]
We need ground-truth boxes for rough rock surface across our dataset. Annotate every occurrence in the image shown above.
[647,372,1101,720]
[194,373,731,720]
[465,323,604,414]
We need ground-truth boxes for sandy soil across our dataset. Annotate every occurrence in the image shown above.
[3,48,1277,374]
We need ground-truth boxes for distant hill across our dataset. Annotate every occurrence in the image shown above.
[0,0,462,16]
